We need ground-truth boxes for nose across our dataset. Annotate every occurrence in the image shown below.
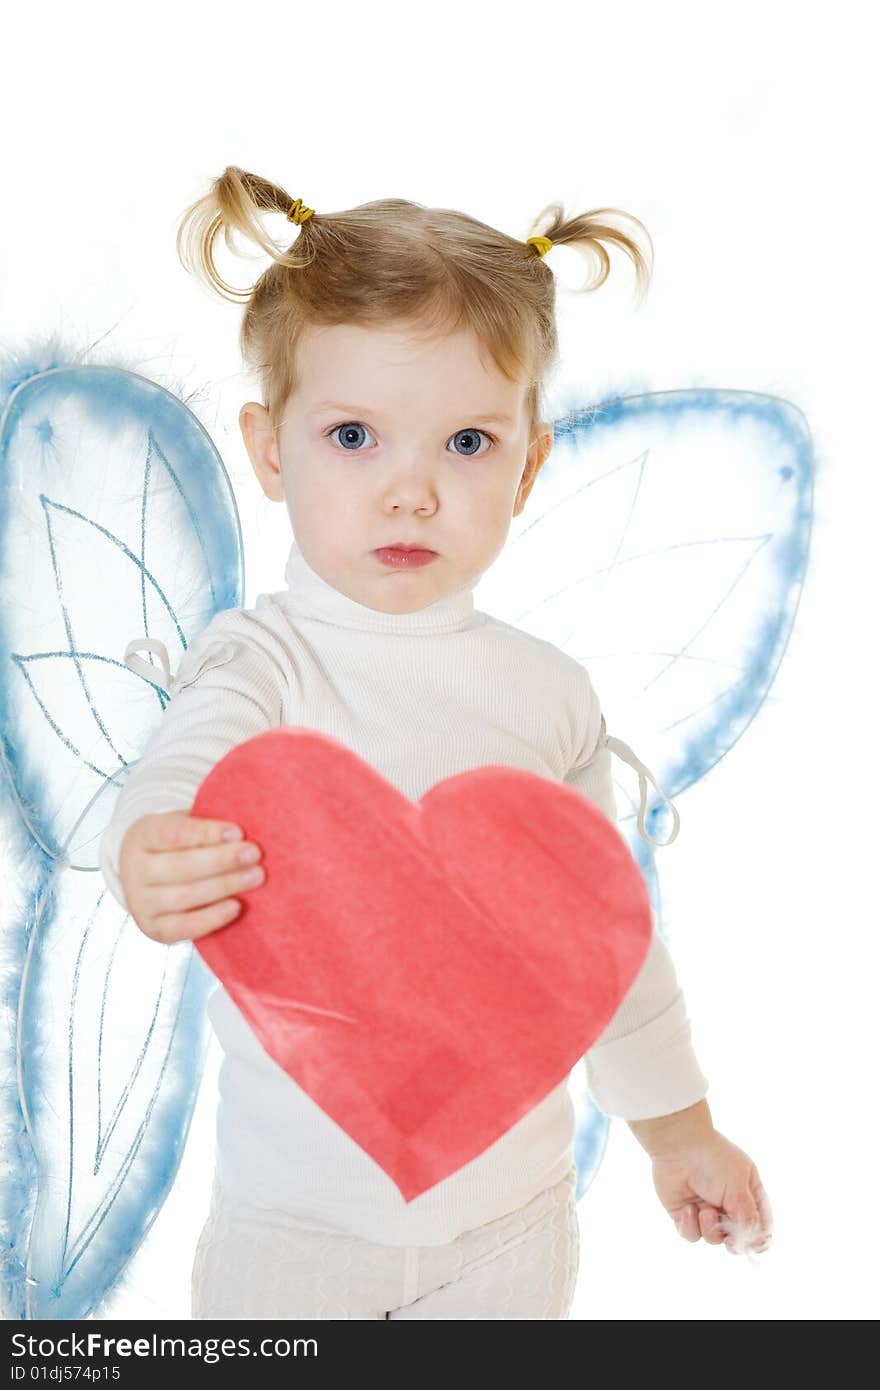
[382,467,438,516]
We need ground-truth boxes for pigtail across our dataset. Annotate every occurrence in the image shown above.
[527,199,654,304]
[176,165,315,304]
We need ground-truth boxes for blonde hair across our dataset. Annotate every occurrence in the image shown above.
[176,166,653,438]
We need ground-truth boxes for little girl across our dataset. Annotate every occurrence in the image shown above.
[99,167,772,1320]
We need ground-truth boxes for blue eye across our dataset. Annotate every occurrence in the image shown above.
[329,422,374,451]
[326,423,495,455]
[448,428,493,457]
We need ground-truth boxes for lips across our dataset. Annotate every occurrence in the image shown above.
[373,545,438,569]
[379,544,437,553]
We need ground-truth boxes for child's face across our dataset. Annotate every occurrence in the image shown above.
[240,320,554,614]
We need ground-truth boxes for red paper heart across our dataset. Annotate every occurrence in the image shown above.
[193,728,651,1201]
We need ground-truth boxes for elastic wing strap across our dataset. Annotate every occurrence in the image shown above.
[604,726,681,847]
[124,637,173,693]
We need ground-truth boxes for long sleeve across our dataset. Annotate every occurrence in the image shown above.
[565,721,710,1121]
[98,617,286,915]
[123,542,713,1243]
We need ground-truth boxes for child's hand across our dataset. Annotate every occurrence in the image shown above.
[118,811,265,944]
[629,1100,773,1255]
[649,1129,773,1256]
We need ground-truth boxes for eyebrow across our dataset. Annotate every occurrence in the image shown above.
[309,401,516,426]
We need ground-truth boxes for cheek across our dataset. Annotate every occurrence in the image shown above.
[285,459,334,514]
[281,463,332,540]
[279,456,303,501]
[457,493,510,555]
[468,467,519,519]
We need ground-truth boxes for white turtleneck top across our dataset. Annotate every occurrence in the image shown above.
[99,540,709,1246]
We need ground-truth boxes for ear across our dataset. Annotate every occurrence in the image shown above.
[513,423,554,517]
[240,401,284,503]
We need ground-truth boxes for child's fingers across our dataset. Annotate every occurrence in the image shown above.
[718,1175,774,1254]
[697,1203,726,1245]
[754,1179,774,1238]
[152,896,243,944]
[142,837,262,888]
[729,1179,773,1254]
[674,1179,774,1255]
[675,1204,702,1242]
[140,812,244,852]
[719,1216,773,1255]
[151,861,265,917]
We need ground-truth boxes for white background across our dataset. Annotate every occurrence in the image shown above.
[2,0,876,1321]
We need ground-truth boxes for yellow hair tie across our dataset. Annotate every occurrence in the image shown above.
[526,235,553,257]
[286,197,314,225]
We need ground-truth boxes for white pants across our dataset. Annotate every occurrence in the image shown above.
[191,1167,580,1320]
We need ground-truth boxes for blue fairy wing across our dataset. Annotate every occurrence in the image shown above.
[474,387,814,1201]
[0,341,243,1319]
